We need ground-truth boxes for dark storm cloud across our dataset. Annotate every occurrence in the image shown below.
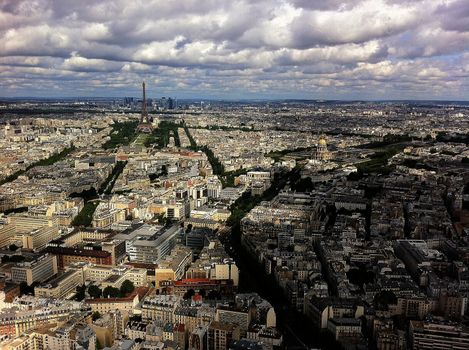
[0,0,467,99]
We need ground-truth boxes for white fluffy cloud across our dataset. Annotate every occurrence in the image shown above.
[0,0,467,99]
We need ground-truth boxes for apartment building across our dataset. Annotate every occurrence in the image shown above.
[208,321,240,350]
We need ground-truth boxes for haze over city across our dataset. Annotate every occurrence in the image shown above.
[1,0,468,99]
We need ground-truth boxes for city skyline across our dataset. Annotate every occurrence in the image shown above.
[1,0,468,100]
[1,2,469,349]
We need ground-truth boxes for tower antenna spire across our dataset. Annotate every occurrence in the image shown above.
[142,81,147,117]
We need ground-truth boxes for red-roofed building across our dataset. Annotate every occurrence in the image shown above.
[45,246,113,269]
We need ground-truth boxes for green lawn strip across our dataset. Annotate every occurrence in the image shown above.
[265,146,314,162]
[103,120,139,149]
[144,121,181,148]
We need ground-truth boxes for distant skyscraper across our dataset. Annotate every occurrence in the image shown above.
[168,97,175,110]
[159,97,167,109]
[123,97,135,106]
[158,97,177,110]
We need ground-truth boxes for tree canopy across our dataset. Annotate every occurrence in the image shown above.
[120,280,135,296]
[88,285,102,299]
[103,286,121,298]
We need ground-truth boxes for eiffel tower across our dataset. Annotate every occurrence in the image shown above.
[137,81,153,133]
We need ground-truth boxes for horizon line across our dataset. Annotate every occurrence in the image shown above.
[1,96,469,103]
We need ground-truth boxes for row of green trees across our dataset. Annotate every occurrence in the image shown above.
[199,145,224,175]
[183,124,198,150]
[183,125,225,176]
[0,145,75,185]
[98,161,127,195]
[185,125,280,188]
[87,280,135,299]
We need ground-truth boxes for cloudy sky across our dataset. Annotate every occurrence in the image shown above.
[1,0,468,99]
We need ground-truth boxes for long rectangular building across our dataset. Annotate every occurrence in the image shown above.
[45,246,113,269]
[11,254,58,286]
[410,319,469,350]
